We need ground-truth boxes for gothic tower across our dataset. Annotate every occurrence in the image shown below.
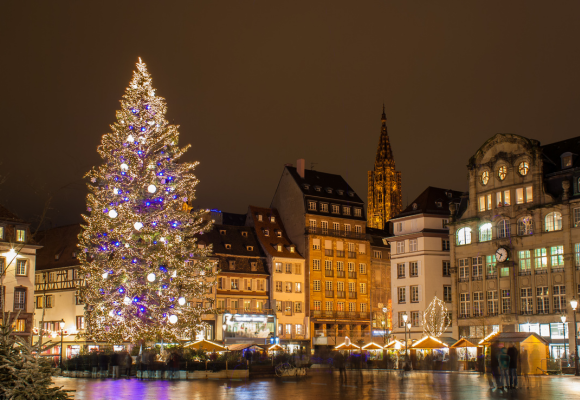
[367,106,402,229]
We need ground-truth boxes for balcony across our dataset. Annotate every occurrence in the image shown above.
[285,269,293,274]
[325,290,334,298]
[486,274,497,279]
[348,272,357,279]
[520,309,533,315]
[536,269,547,275]
[398,274,405,279]
[310,311,371,320]
[348,291,357,299]
[305,227,367,240]
[459,314,470,319]
[284,310,293,316]
[472,276,483,281]
[552,267,565,273]
[325,249,333,257]
[348,252,357,259]
[487,312,498,317]
[325,270,334,277]
[518,270,531,276]
[537,310,549,315]
[458,277,469,283]
[337,291,346,298]
[337,271,345,278]
[222,308,273,315]
[336,250,345,257]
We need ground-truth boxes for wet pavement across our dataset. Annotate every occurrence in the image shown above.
[53,370,580,399]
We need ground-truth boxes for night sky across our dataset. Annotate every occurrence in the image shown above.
[2,1,580,229]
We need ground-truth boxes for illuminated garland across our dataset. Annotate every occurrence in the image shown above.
[422,296,451,337]
[78,58,217,344]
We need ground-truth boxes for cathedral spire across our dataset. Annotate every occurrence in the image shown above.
[376,106,394,164]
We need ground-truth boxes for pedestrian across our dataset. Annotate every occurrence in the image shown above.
[98,351,108,378]
[111,351,119,378]
[507,344,518,389]
[490,343,500,389]
[141,350,149,379]
[124,352,133,379]
[90,350,99,378]
[498,347,510,390]
[520,348,529,387]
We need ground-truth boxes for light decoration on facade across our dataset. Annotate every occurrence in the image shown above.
[422,296,451,337]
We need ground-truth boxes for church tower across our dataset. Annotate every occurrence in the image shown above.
[367,106,402,229]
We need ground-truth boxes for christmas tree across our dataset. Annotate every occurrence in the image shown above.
[78,58,216,344]
[422,296,451,337]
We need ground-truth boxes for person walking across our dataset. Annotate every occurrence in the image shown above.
[124,352,133,379]
[111,351,119,378]
[490,343,500,389]
[507,344,518,389]
[498,348,510,390]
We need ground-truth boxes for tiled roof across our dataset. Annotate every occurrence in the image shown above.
[36,224,82,271]
[541,136,580,175]
[396,187,465,218]
[366,227,390,248]
[199,224,265,258]
[285,166,364,204]
[247,206,303,259]
[0,204,25,223]
[222,212,247,227]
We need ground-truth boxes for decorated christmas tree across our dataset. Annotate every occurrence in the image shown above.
[422,296,451,337]
[78,58,216,344]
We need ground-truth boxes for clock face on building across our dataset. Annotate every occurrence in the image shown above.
[495,247,508,262]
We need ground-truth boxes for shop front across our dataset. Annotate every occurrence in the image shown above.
[221,313,276,345]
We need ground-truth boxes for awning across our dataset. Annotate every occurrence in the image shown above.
[411,336,449,349]
[267,344,284,352]
[184,339,228,352]
[450,338,478,348]
[227,343,264,352]
[362,342,383,351]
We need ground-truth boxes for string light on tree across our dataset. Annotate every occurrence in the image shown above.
[78,58,217,344]
[422,296,451,337]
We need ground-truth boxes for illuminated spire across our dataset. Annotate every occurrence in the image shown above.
[376,106,393,164]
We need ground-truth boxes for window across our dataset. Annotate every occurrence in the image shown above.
[14,289,26,311]
[520,288,533,314]
[285,282,292,293]
[312,238,320,250]
[498,166,507,181]
[354,208,362,217]
[409,239,418,252]
[332,204,340,213]
[275,262,283,273]
[309,220,317,230]
[411,286,419,303]
[397,263,405,278]
[15,260,27,276]
[343,206,351,215]
[45,295,53,308]
[348,263,355,273]
[517,216,534,236]
[537,287,549,314]
[264,230,269,237]
[485,255,496,276]
[257,214,263,222]
[553,285,566,312]
[344,224,351,234]
[443,286,452,302]
[478,196,486,212]
[16,229,26,242]
[534,248,547,270]
[460,293,470,317]
[355,225,362,233]
[358,243,366,254]
[562,154,573,168]
[324,260,332,275]
[526,186,533,203]
[410,262,418,277]
[550,246,564,267]
[359,263,367,274]
[13,319,26,332]
[321,203,328,212]
[231,279,239,290]
[313,280,321,291]
[312,259,321,272]
[35,296,43,309]
[308,201,317,211]
[348,302,356,312]
[0,226,3,240]
[373,250,382,259]
[285,263,293,274]
[360,303,367,313]
[313,301,321,311]
[395,222,403,232]
[481,170,489,185]
[575,208,580,228]
[411,311,420,327]
[545,212,562,232]
[473,292,483,317]
[501,290,511,314]
[257,279,265,291]
[398,287,406,303]
[472,256,483,277]
[479,223,492,242]
[576,243,580,268]
[285,324,292,335]
[459,258,469,279]
[456,227,472,245]
[332,222,340,232]
[497,219,510,238]
[396,241,405,254]
[359,283,366,294]
[231,300,239,309]
[295,324,303,334]
[518,161,529,176]
[442,239,450,250]
[76,316,85,330]
[504,190,511,206]
[321,221,328,234]
[516,188,524,204]
[325,301,333,311]
[487,290,498,315]
[398,312,407,328]
[443,261,451,277]
[336,261,344,272]
[518,250,531,272]
[294,264,301,275]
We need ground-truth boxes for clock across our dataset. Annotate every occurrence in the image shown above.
[495,247,509,262]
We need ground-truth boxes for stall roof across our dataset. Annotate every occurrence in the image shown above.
[384,340,404,349]
[411,336,449,349]
[228,343,264,351]
[450,338,478,348]
[184,339,228,352]
[335,342,360,350]
[362,342,383,351]
[267,344,284,352]
[487,332,549,345]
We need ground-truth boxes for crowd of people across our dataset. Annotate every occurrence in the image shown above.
[486,342,525,390]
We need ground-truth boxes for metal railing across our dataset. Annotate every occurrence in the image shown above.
[472,276,483,281]
[336,250,345,257]
[519,270,531,276]
[325,290,334,298]
[336,291,346,298]
[552,267,565,273]
[348,252,357,259]
[325,270,334,277]
[337,271,345,278]
[486,274,497,279]
[520,309,533,315]
[348,272,357,279]
[536,269,548,275]
[305,227,367,240]
[458,277,469,282]
[310,311,371,320]
[348,292,357,299]
[325,250,333,256]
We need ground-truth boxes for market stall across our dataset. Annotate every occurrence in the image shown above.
[450,338,478,371]
[362,342,384,360]
[410,336,449,370]
[481,332,549,375]
[185,339,228,353]
[384,340,404,369]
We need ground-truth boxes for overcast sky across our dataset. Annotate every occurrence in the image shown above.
[2,1,579,229]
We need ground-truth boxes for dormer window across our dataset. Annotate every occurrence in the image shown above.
[303,184,310,190]
[229,260,235,270]
[276,230,282,238]
[412,203,418,210]
[225,244,231,249]
[289,246,295,253]
[276,244,283,252]
[72,251,77,258]
[264,229,269,236]
[198,243,205,249]
[15,229,26,242]
[320,203,328,212]
[257,214,263,222]
[337,190,344,195]
[219,229,226,235]
[0,226,4,240]
[247,246,253,251]
[270,215,275,223]
[343,206,351,215]
[435,201,443,208]
[446,192,452,198]
[241,231,248,238]
[347,191,354,197]
[54,253,61,261]
[331,204,340,213]
[308,201,317,211]
[497,165,507,181]
[315,186,322,192]
[326,187,333,194]
[251,262,257,271]
[562,153,573,169]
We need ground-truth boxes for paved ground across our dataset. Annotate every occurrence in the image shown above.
[53,370,580,399]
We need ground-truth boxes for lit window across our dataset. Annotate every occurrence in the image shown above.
[516,188,524,204]
[550,246,564,267]
[312,259,320,270]
[354,208,362,217]
[545,212,562,232]
[497,219,511,238]
[518,161,529,176]
[517,217,534,236]
[313,301,321,311]
[534,248,547,270]
[343,206,351,216]
[270,215,275,222]
[76,316,85,330]
[456,227,472,245]
[0,226,4,240]
[574,208,580,228]
[486,194,492,210]
[332,205,340,213]
[526,186,533,203]
[320,203,328,212]
[308,201,317,211]
[479,223,492,242]
[478,196,486,212]
[16,229,26,242]
[498,166,507,181]
[15,260,27,276]
[359,263,367,274]
[481,171,489,185]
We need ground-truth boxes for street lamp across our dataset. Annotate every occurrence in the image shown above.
[571,298,579,376]
[402,314,408,360]
[561,315,568,366]
[59,319,65,370]
[382,307,390,345]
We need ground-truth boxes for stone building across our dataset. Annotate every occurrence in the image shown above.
[271,160,372,348]
[366,227,392,343]
[367,106,402,230]
[246,206,307,352]
[387,187,462,341]
[449,133,580,358]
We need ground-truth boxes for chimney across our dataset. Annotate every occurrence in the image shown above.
[297,159,305,178]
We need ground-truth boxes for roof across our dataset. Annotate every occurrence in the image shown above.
[450,338,478,348]
[541,136,580,175]
[385,339,404,349]
[285,166,364,204]
[395,186,464,218]
[184,339,228,352]
[487,332,549,345]
[247,206,303,259]
[227,343,264,351]
[222,212,247,227]
[35,224,82,271]
[366,227,391,248]
[411,336,449,349]
[0,204,25,223]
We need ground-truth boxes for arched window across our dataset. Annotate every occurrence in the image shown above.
[497,219,511,238]
[498,166,507,181]
[479,223,492,242]
[517,217,534,236]
[518,161,529,176]
[481,171,489,186]
[545,212,562,232]
[456,227,472,246]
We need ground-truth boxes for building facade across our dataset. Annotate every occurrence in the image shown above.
[367,107,402,230]
[387,187,461,341]
[272,161,372,349]
[449,133,580,357]
[246,206,307,351]
[0,205,39,342]
[366,227,392,343]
